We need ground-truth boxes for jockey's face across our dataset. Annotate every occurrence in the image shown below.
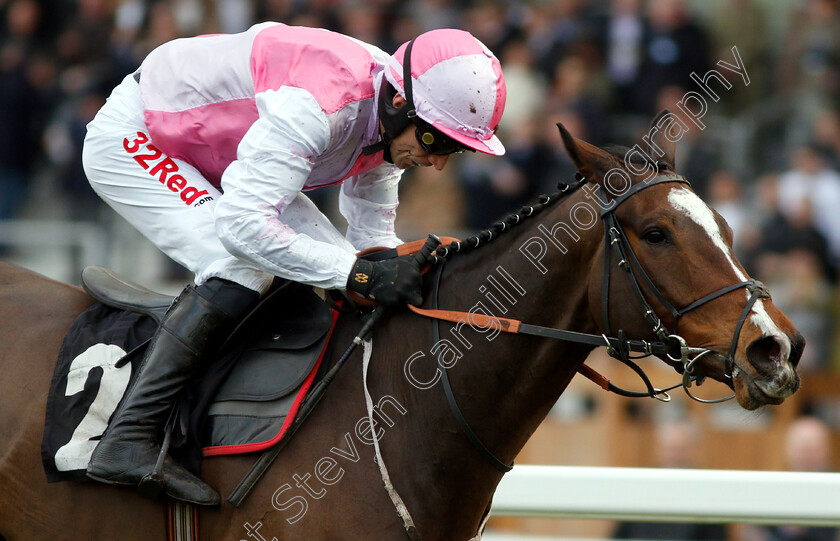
[386,95,451,171]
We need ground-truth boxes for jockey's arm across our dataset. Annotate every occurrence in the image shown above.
[214,87,356,290]
[339,163,403,252]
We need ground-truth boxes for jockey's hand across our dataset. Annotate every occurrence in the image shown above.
[347,256,422,308]
[346,235,441,309]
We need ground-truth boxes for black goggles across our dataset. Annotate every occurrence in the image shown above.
[413,118,471,156]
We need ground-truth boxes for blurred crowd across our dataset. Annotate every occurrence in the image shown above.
[4,0,840,373]
[611,416,838,541]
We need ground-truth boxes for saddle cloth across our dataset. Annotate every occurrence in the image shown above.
[41,279,338,483]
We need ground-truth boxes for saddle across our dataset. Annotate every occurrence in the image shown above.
[42,266,338,482]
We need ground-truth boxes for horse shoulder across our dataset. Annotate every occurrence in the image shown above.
[0,261,94,389]
[0,261,94,323]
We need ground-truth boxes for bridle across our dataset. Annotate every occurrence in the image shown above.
[414,172,772,473]
[599,172,770,401]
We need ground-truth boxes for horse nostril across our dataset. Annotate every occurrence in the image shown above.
[788,333,805,368]
[746,335,785,376]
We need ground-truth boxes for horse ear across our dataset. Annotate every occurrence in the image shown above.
[645,109,676,170]
[556,122,615,181]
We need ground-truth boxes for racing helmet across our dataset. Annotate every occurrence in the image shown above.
[367,29,507,161]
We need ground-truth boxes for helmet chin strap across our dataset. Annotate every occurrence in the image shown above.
[361,132,393,163]
[361,81,395,163]
[362,39,417,164]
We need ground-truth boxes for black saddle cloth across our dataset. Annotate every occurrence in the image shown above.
[42,280,335,483]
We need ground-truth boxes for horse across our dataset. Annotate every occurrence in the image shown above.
[0,115,803,540]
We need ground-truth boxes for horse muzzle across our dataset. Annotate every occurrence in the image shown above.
[732,332,803,410]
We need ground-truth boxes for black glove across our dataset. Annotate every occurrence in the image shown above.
[347,256,422,308]
[347,235,441,309]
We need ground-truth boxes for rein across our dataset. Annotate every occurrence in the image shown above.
[411,173,772,474]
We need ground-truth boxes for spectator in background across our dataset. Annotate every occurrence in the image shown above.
[136,2,183,59]
[400,0,461,35]
[594,0,648,114]
[455,32,553,231]
[612,419,727,540]
[460,2,515,61]
[777,0,840,131]
[0,0,55,221]
[458,9,614,231]
[635,0,710,115]
[336,1,390,51]
[743,416,838,541]
[748,174,834,371]
[810,108,840,171]
[457,115,550,231]
[745,174,837,283]
[746,173,835,283]
[254,0,299,27]
[777,143,840,264]
[212,0,255,34]
[529,0,596,84]
[53,0,113,99]
[110,0,152,78]
[786,416,834,473]
[545,52,611,145]
[44,90,107,219]
[498,33,547,130]
[539,107,589,191]
[706,0,766,115]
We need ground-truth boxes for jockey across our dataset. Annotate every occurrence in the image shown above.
[82,23,506,506]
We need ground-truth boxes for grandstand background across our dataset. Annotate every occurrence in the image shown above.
[2,0,840,539]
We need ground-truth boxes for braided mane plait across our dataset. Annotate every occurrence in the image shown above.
[429,146,670,263]
[431,173,586,263]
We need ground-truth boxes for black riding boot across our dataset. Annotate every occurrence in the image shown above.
[86,278,259,506]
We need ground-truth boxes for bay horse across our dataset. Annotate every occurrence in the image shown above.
[0,116,803,540]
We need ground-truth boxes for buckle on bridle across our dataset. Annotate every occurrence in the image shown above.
[666,334,735,404]
[667,334,713,369]
[746,279,771,300]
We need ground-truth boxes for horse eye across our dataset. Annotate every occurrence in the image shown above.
[643,228,668,245]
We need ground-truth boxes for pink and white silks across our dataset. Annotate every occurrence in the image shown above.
[84,23,401,293]
[83,23,506,294]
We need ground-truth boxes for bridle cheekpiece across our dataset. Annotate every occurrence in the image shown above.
[598,172,770,403]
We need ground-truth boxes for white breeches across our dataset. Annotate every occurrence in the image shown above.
[82,75,353,294]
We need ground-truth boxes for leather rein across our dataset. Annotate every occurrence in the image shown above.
[410,173,772,473]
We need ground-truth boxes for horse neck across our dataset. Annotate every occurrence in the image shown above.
[437,197,604,444]
[385,197,606,536]
[441,211,601,326]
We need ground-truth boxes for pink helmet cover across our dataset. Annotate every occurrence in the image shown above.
[386,29,507,155]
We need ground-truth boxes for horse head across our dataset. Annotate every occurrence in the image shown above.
[558,111,803,410]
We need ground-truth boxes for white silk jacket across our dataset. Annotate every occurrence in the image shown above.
[137,22,402,289]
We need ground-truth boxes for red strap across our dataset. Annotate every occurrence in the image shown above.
[407,305,522,333]
[576,362,611,391]
[408,305,614,392]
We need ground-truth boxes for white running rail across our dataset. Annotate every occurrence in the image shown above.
[491,465,840,526]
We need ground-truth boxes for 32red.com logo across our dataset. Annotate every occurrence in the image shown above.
[123,131,213,207]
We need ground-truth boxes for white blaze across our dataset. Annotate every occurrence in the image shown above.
[667,187,791,360]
